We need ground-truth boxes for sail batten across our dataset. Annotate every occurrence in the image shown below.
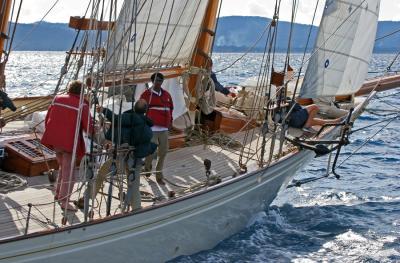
[300,0,380,98]
[105,0,209,72]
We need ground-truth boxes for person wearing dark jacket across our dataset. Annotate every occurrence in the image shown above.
[96,99,156,211]
[102,99,157,159]
[210,72,230,95]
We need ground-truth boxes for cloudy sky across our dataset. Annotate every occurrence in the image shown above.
[15,0,400,25]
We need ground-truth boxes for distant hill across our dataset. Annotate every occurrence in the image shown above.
[214,16,400,53]
[9,17,400,52]
[11,22,77,51]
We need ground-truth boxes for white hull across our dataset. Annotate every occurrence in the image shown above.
[0,149,313,263]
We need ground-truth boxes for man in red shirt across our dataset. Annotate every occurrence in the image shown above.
[140,73,173,185]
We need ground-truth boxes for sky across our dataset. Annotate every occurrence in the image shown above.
[14,0,400,25]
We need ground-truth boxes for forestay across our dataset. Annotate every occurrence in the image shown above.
[300,0,380,98]
[105,0,209,72]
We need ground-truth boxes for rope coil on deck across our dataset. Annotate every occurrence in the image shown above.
[0,171,27,193]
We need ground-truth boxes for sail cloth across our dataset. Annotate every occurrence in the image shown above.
[299,0,380,98]
[105,0,209,72]
[103,78,188,120]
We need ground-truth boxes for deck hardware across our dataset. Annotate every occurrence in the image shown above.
[203,159,211,182]
[24,203,32,235]
[168,191,176,198]
[331,108,354,179]
[239,164,247,174]
[286,109,354,179]
[47,169,56,183]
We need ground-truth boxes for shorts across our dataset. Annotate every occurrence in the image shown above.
[288,104,309,128]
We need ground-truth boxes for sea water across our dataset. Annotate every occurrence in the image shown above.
[5,52,400,262]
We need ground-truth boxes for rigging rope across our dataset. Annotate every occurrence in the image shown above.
[0,171,27,193]
[375,27,400,41]
[287,112,399,188]
[214,22,271,74]
[4,0,23,59]
[210,0,223,56]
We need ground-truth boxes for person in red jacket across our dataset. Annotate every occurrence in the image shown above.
[41,80,93,211]
[140,73,173,185]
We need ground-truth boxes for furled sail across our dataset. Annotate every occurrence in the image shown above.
[299,0,380,98]
[105,0,209,72]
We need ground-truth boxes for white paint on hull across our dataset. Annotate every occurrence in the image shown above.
[0,149,313,263]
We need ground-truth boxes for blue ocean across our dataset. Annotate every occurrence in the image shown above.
[6,52,400,262]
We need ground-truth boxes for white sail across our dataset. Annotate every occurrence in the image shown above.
[105,0,209,72]
[299,0,380,98]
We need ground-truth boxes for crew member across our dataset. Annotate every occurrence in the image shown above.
[96,99,156,211]
[140,73,173,185]
[288,103,343,129]
[42,80,93,212]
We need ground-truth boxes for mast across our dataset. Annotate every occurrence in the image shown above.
[187,0,220,102]
[0,0,13,91]
[0,0,12,61]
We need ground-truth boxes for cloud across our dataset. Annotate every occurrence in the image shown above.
[12,0,400,24]
[248,2,273,18]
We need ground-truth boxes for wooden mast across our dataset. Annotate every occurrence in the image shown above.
[187,0,220,107]
[0,0,13,61]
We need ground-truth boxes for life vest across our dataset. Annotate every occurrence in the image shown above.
[41,94,93,159]
[140,88,173,128]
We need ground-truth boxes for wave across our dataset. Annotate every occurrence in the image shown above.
[173,201,400,262]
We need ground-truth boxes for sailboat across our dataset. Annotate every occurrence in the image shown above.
[0,0,398,262]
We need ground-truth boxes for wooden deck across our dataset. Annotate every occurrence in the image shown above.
[0,122,291,240]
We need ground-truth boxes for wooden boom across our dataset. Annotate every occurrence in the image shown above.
[69,16,115,31]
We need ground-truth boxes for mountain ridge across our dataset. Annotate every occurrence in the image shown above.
[8,16,400,52]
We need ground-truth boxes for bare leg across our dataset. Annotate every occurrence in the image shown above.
[304,104,342,128]
[304,105,319,127]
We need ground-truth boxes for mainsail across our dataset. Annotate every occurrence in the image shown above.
[299,0,380,98]
[105,0,209,72]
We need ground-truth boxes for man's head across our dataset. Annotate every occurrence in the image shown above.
[150,72,164,89]
[68,80,83,95]
[135,99,148,114]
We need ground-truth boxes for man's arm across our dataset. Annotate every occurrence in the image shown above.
[211,72,230,95]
